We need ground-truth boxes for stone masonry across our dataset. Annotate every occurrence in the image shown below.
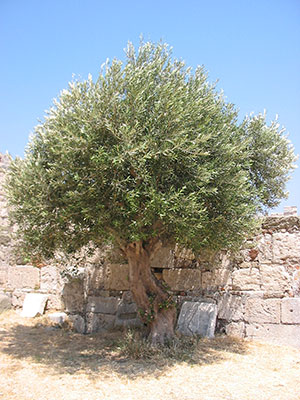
[1,153,300,347]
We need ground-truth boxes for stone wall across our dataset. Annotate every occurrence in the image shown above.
[1,153,300,347]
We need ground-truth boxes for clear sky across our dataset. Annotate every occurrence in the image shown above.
[1,0,299,214]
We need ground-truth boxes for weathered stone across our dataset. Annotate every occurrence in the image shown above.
[257,234,273,264]
[163,269,201,291]
[150,245,174,269]
[174,245,195,261]
[217,294,244,321]
[281,298,300,324]
[103,264,130,290]
[21,293,48,317]
[61,280,85,313]
[0,265,8,287]
[246,323,300,348]
[212,268,232,288]
[86,312,115,333]
[0,294,11,312]
[260,264,291,293]
[48,312,68,325]
[225,322,245,338]
[272,232,300,263]
[86,296,121,314]
[115,301,142,328]
[232,268,261,291]
[201,271,213,289]
[45,293,63,310]
[245,298,280,323]
[68,314,86,334]
[176,301,217,338]
[40,265,62,292]
[8,265,40,290]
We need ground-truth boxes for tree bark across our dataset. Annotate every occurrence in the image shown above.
[124,240,176,345]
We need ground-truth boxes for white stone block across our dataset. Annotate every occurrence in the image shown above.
[21,293,48,317]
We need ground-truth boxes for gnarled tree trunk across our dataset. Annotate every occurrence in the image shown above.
[124,240,176,345]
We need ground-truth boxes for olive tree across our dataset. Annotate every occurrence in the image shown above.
[6,41,296,344]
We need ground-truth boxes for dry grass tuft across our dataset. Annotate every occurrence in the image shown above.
[0,310,299,400]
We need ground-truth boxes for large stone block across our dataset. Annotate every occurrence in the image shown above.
[0,265,8,287]
[260,264,291,293]
[68,314,86,334]
[163,269,201,291]
[86,296,121,314]
[103,263,130,290]
[150,245,174,269]
[281,298,300,324]
[0,294,11,312]
[8,265,40,290]
[21,293,48,317]
[257,233,273,264]
[232,268,261,291]
[245,298,280,323]
[86,312,116,333]
[225,322,245,338]
[272,232,300,263]
[176,301,217,338]
[61,280,85,313]
[246,323,300,348]
[40,265,62,293]
[217,294,244,321]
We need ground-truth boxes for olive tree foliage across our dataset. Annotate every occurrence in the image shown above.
[6,41,296,261]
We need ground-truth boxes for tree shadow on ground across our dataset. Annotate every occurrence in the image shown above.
[0,314,249,379]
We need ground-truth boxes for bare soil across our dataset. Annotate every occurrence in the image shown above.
[0,310,299,400]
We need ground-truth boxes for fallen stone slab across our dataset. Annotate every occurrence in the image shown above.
[48,312,68,325]
[176,301,217,338]
[0,294,11,313]
[21,293,48,317]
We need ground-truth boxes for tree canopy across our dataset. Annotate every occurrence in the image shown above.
[6,41,296,261]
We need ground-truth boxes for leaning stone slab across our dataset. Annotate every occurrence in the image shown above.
[21,293,48,317]
[0,294,11,312]
[176,301,217,338]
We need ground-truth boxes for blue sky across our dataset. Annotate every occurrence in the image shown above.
[0,0,299,214]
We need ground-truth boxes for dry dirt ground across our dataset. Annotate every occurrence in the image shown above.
[0,310,299,400]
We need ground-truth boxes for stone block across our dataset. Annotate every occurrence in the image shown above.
[245,298,280,323]
[176,301,217,338]
[68,314,86,334]
[225,322,245,338]
[45,293,63,310]
[257,234,273,264]
[0,294,11,312]
[163,269,201,291]
[103,263,130,290]
[86,312,116,333]
[212,268,232,288]
[61,280,84,313]
[201,271,213,289]
[150,245,174,269]
[115,302,142,328]
[0,265,8,287]
[281,298,300,324]
[8,265,40,290]
[48,312,68,325]
[272,232,300,263]
[21,293,48,317]
[246,323,300,348]
[40,265,62,292]
[232,268,261,291]
[260,264,291,293]
[217,294,244,321]
[86,296,121,314]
